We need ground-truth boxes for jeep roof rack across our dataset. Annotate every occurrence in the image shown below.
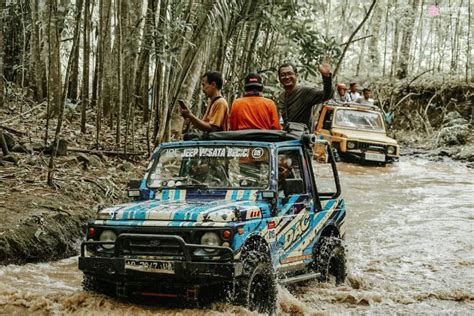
[206,130,300,142]
[324,101,380,111]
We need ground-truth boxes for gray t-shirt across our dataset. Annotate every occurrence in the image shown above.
[278,75,333,129]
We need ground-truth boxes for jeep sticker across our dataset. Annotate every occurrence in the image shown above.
[162,147,252,158]
[283,213,311,250]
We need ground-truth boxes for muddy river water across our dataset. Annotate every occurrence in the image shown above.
[1,156,473,314]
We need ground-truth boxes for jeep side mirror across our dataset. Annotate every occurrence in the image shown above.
[284,178,304,196]
[127,179,142,199]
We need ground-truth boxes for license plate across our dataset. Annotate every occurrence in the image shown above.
[365,152,385,162]
[125,260,175,274]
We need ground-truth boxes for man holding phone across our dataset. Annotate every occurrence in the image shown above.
[179,71,229,132]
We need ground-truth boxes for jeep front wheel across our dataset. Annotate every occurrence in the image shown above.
[313,236,346,285]
[234,250,277,314]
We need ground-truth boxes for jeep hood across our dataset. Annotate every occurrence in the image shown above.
[97,199,266,223]
[332,128,398,145]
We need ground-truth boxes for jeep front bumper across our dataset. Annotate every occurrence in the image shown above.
[78,233,242,282]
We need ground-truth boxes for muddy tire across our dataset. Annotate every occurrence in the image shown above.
[313,237,346,285]
[234,249,277,314]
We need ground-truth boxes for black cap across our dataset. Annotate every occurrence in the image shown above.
[245,72,263,90]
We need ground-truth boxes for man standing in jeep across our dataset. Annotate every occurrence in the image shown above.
[278,61,333,129]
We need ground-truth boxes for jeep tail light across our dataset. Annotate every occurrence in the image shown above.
[88,227,95,238]
[222,230,231,240]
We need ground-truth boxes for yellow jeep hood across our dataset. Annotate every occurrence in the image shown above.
[332,128,398,145]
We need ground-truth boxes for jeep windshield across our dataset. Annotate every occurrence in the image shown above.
[334,108,385,132]
[147,145,270,189]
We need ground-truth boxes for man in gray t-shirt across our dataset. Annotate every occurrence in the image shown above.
[278,62,333,130]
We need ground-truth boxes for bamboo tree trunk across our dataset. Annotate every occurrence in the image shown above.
[412,0,424,74]
[81,0,90,133]
[67,0,83,102]
[450,0,463,74]
[30,0,45,101]
[47,0,80,185]
[396,0,417,79]
[382,1,390,76]
[47,0,62,118]
[0,0,5,107]
[116,0,123,146]
[368,2,382,72]
[467,0,471,82]
[135,0,156,122]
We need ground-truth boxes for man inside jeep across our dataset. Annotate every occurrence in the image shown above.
[278,154,295,197]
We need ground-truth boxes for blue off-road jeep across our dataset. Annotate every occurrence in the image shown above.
[78,128,347,313]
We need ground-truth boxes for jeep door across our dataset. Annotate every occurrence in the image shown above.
[275,147,315,269]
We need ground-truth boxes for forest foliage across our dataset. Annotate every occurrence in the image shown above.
[0,0,471,152]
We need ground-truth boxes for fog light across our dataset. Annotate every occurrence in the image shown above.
[99,230,117,249]
[347,141,356,149]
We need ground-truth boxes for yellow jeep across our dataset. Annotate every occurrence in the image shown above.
[314,102,399,164]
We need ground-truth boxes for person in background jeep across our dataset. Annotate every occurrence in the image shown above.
[229,72,281,131]
[332,83,351,103]
[356,87,375,106]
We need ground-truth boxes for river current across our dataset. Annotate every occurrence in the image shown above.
[1,157,473,314]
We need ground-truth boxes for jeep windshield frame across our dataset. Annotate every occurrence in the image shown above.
[333,108,386,133]
[146,144,271,190]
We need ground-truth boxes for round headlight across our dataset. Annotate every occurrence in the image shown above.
[387,146,395,154]
[200,232,221,252]
[99,230,117,249]
[347,141,356,149]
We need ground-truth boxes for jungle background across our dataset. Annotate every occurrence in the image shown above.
[0,0,472,264]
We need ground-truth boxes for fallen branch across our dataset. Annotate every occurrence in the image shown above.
[391,92,418,111]
[0,124,27,135]
[68,147,146,156]
[407,69,433,89]
[0,104,42,124]
[83,178,107,195]
[38,204,72,216]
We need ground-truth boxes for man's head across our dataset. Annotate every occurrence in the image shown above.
[278,61,298,91]
[278,155,293,190]
[201,71,223,97]
[336,83,348,96]
[350,82,358,93]
[244,72,263,93]
[363,88,371,99]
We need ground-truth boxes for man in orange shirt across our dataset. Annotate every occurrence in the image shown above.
[180,71,229,132]
[229,73,281,131]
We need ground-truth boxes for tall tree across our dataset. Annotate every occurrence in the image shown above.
[0,0,5,107]
[30,0,45,101]
[46,0,62,118]
[396,0,417,79]
[80,0,90,133]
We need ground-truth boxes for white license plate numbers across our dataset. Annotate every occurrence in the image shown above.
[125,260,175,274]
[365,152,385,162]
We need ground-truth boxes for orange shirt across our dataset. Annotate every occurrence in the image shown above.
[203,97,229,131]
[229,96,281,131]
